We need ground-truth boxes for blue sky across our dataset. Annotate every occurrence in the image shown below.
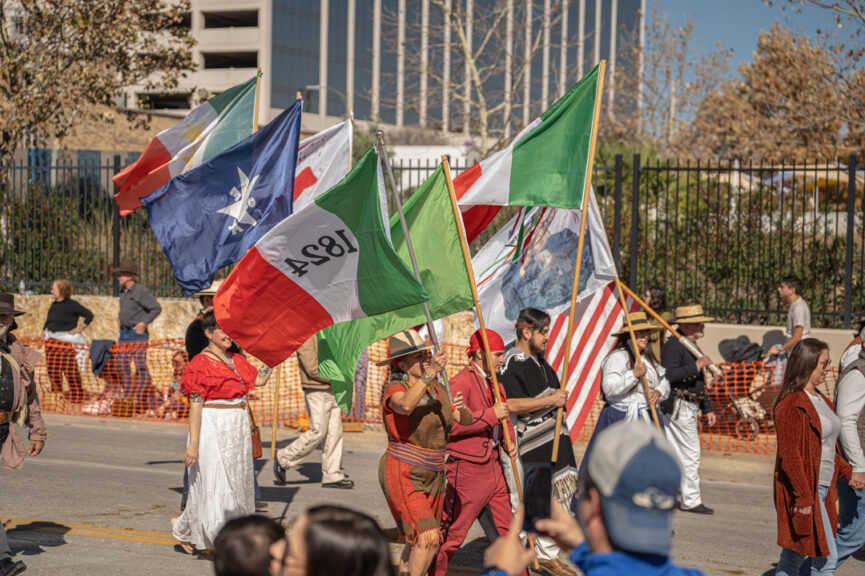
[653,0,842,73]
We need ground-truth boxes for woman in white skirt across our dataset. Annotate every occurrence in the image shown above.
[172,311,272,553]
[579,311,669,473]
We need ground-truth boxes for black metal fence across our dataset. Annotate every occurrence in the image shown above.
[1,154,862,327]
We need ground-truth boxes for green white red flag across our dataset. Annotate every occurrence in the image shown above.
[213,148,429,367]
[113,76,258,215]
[455,64,601,241]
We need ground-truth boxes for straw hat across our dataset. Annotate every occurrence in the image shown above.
[673,304,714,324]
[113,260,139,276]
[376,329,433,366]
[193,279,225,298]
[612,311,665,336]
[0,292,26,316]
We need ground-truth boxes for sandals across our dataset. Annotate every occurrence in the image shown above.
[170,517,195,554]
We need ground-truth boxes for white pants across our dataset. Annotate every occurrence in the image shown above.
[664,398,703,509]
[277,388,345,484]
[501,450,566,563]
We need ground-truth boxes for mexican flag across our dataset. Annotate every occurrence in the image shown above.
[317,163,474,411]
[113,76,258,215]
[213,148,430,367]
[455,64,602,242]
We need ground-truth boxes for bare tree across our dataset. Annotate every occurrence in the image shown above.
[0,0,194,159]
[604,4,732,156]
[382,0,580,155]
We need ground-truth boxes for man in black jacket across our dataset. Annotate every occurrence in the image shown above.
[660,304,717,515]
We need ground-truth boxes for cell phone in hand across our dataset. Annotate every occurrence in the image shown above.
[522,460,553,533]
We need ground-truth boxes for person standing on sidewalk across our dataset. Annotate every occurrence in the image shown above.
[115,260,162,411]
[0,292,46,576]
[660,304,717,515]
[273,336,353,489]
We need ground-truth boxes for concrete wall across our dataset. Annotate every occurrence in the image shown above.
[699,322,856,365]
[12,294,199,342]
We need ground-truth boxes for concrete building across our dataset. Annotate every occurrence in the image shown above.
[130,0,644,136]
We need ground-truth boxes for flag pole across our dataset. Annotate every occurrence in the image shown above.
[441,155,540,570]
[614,278,662,429]
[253,68,263,133]
[270,364,281,460]
[616,282,722,377]
[375,131,453,403]
[551,60,606,463]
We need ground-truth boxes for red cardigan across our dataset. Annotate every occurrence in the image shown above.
[774,389,852,557]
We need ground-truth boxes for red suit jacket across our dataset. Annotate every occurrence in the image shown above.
[446,364,516,464]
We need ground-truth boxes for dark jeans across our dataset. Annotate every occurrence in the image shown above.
[117,330,160,410]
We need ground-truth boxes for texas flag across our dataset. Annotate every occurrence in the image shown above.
[293,119,353,211]
[142,100,302,295]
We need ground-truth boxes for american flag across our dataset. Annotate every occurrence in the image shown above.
[545,281,637,441]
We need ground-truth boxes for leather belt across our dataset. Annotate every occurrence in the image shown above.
[203,402,247,410]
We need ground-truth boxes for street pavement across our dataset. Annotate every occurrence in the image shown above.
[2,414,864,576]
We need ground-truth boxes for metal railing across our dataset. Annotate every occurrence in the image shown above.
[1,154,862,327]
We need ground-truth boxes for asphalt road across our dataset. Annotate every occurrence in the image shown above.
[2,415,864,576]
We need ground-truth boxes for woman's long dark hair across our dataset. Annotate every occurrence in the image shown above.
[613,334,659,367]
[773,338,829,410]
[304,505,395,576]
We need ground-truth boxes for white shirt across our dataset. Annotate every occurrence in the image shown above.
[835,368,865,473]
[601,348,670,422]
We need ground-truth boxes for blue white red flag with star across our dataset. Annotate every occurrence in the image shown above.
[142,99,303,294]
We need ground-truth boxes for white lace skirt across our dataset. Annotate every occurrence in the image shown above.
[171,399,254,550]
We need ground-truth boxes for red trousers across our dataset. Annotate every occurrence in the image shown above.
[432,454,522,576]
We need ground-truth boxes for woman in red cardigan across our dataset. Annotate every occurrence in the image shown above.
[773,338,852,575]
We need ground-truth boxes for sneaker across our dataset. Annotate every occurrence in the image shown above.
[255,500,269,512]
[680,503,714,515]
[0,559,26,576]
[273,459,287,485]
[321,478,354,489]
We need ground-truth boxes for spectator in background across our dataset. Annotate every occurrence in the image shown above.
[838,322,865,372]
[483,421,704,576]
[767,275,811,367]
[773,338,856,576]
[213,515,284,576]
[645,286,672,360]
[269,505,395,576]
[43,279,93,404]
[114,260,162,413]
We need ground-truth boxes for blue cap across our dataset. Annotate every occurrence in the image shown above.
[585,420,681,556]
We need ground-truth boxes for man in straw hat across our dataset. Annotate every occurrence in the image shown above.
[433,328,520,576]
[114,260,162,411]
[0,292,46,576]
[660,304,717,515]
[499,307,578,576]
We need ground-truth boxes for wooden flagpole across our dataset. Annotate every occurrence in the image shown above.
[375,131,453,403]
[551,60,606,463]
[441,156,539,568]
[253,69,263,133]
[270,366,281,460]
[614,278,662,429]
[616,282,722,377]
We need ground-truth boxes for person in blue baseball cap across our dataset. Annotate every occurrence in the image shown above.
[481,420,705,576]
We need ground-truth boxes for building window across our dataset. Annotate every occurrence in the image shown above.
[138,92,192,110]
[202,51,258,69]
[202,10,258,28]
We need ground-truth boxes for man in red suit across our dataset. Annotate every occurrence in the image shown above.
[432,328,521,576]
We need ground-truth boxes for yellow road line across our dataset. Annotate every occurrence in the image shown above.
[2,517,481,573]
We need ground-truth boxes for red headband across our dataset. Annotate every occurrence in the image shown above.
[467,329,505,358]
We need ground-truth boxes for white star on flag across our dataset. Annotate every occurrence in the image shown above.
[217,167,260,234]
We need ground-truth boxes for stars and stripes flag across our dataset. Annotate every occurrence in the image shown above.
[471,189,635,440]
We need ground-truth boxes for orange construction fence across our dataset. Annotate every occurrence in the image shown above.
[23,337,831,456]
